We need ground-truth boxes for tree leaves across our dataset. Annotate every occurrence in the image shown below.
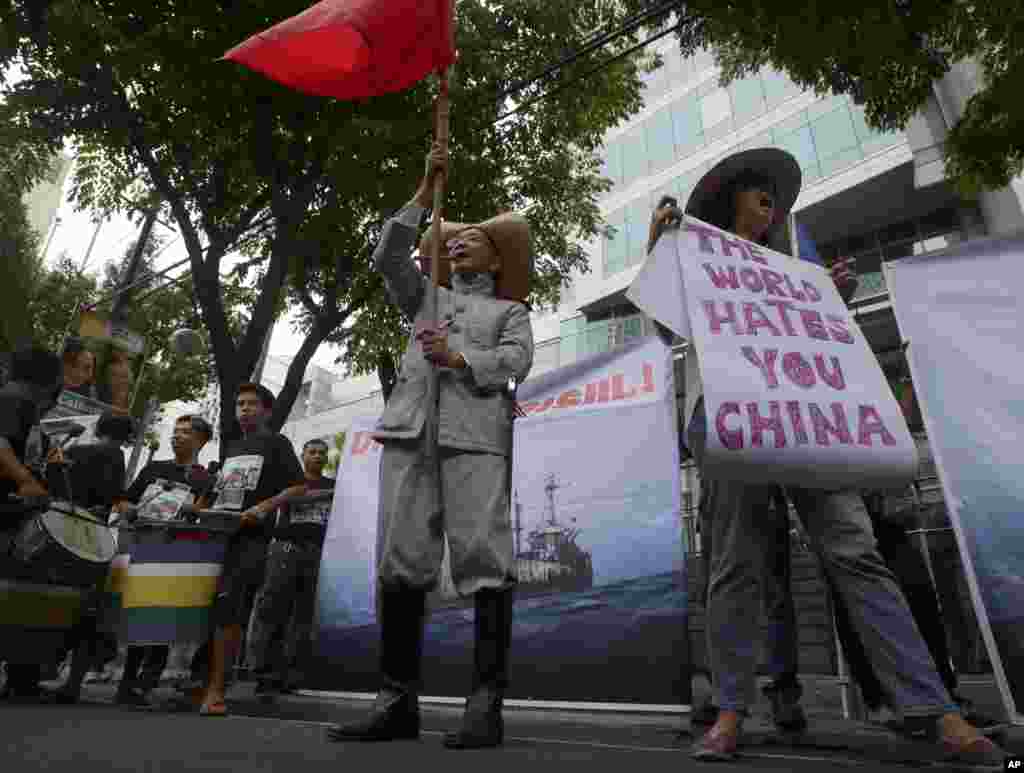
[5,0,650,439]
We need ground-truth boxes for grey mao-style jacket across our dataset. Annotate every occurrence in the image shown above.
[372,215,534,456]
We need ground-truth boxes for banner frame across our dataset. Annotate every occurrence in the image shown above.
[884,253,1023,726]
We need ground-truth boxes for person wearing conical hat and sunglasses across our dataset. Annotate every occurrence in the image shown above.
[328,143,534,750]
[650,151,842,741]
[646,149,1005,766]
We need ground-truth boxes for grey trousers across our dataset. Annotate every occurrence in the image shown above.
[248,539,322,677]
[376,437,514,596]
[699,481,798,710]
[689,399,956,717]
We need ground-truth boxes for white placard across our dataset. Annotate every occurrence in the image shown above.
[676,216,917,488]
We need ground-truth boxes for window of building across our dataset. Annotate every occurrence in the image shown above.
[819,146,865,179]
[559,316,585,366]
[673,165,706,207]
[700,88,732,133]
[621,127,649,185]
[623,315,645,341]
[671,95,705,157]
[585,319,612,358]
[645,106,677,174]
[728,74,767,127]
[626,198,653,266]
[773,108,808,138]
[811,104,861,171]
[772,125,818,172]
[761,67,800,107]
[860,129,903,158]
[601,139,624,188]
[604,210,627,276]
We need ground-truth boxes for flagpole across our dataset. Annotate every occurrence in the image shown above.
[423,69,452,461]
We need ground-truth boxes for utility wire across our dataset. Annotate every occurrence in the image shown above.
[495,25,678,125]
[495,0,680,104]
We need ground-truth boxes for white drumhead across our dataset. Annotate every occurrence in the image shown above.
[40,504,116,564]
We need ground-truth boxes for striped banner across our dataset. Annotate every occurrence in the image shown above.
[0,579,84,629]
[103,528,230,645]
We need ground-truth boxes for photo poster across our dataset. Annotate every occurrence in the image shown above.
[314,337,689,707]
[885,233,1024,724]
[632,217,918,490]
[59,307,146,417]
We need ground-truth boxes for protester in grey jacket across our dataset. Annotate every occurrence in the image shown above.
[329,142,533,750]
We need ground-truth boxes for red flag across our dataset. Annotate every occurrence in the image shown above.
[223,0,456,100]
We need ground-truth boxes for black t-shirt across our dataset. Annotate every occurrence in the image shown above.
[212,431,304,539]
[47,442,126,510]
[0,390,42,500]
[274,475,336,543]
[121,460,214,520]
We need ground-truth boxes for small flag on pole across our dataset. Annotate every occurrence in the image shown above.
[223,0,456,100]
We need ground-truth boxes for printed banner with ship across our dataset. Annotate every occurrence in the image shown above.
[313,336,688,706]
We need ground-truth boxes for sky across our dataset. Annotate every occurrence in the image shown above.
[7,58,343,374]
[42,163,343,373]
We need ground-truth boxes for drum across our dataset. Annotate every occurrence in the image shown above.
[102,520,234,646]
[10,500,117,588]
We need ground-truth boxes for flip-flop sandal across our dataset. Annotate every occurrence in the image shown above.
[692,730,741,761]
[199,701,228,717]
[940,735,1008,771]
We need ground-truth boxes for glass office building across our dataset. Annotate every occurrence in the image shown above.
[547,42,1012,377]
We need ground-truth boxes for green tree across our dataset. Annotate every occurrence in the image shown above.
[3,0,649,443]
[0,104,62,350]
[324,430,346,476]
[96,228,257,417]
[629,0,1024,195]
[23,253,97,351]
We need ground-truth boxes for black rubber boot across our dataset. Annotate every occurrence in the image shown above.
[443,587,514,750]
[328,584,426,743]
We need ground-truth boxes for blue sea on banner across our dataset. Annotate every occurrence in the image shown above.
[313,339,689,705]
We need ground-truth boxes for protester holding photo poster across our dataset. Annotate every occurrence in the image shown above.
[248,438,335,697]
[75,310,144,415]
[630,148,1004,766]
[108,414,214,707]
[193,383,304,717]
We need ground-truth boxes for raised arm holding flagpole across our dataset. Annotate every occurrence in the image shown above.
[224,0,534,748]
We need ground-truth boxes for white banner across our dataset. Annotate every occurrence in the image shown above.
[886,233,1024,722]
[317,415,382,630]
[631,217,917,489]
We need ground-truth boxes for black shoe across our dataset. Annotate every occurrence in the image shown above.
[1,682,46,702]
[115,687,151,707]
[690,700,719,728]
[327,689,420,742]
[443,686,504,749]
[254,679,284,702]
[764,682,808,733]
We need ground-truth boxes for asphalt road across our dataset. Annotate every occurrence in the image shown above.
[2,688,1018,773]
